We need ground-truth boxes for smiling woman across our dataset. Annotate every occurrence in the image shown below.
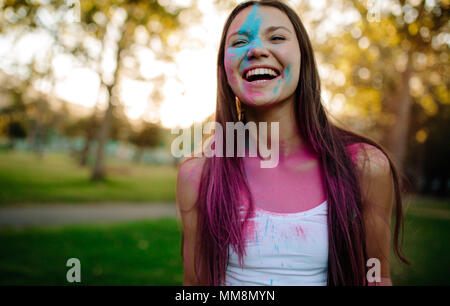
[224,4,300,107]
[177,0,409,286]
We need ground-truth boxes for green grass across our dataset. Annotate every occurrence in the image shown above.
[0,151,177,205]
[0,219,183,285]
[0,206,449,285]
[390,213,450,285]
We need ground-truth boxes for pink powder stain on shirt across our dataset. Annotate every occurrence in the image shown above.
[295,225,306,239]
[244,219,257,242]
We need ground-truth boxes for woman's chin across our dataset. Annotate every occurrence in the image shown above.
[242,95,281,108]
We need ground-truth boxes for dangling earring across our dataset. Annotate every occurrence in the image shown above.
[235,96,245,121]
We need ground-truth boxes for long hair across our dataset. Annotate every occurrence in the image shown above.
[192,0,409,285]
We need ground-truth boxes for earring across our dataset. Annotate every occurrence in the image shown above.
[235,96,245,121]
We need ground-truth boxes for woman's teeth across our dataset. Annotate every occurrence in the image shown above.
[245,68,279,81]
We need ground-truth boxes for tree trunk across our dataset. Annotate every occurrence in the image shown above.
[133,146,144,164]
[29,119,44,159]
[91,19,129,181]
[92,93,113,180]
[79,114,98,166]
[79,139,91,166]
[383,60,413,172]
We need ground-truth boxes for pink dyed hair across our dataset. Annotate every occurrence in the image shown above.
[190,0,409,285]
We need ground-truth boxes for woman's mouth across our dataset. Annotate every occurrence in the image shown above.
[242,67,281,85]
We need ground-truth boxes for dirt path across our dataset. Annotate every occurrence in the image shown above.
[1,202,448,228]
[0,203,177,227]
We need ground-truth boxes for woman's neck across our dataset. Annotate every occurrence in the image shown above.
[245,95,304,159]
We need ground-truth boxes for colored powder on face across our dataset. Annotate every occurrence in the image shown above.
[273,78,281,94]
[273,65,292,94]
[225,4,265,96]
[227,4,296,101]
[283,64,293,84]
[232,4,263,69]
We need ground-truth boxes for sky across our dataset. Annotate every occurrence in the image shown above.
[0,0,368,128]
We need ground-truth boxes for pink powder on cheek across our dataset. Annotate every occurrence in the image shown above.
[225,54,239,87]
[229,74,238,87]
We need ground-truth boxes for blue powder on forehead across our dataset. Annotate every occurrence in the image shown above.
[239,3,262,39]
[228,4,265,67]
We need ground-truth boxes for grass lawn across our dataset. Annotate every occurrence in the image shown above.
[0,203,449,285]
[0,218,183,285]
[0,151,177,205]
[390,212,450,285]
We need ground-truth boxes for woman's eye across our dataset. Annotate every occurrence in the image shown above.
[232,40,247,47]
[271,36,285,41]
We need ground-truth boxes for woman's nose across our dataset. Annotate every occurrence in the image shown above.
[246,43,269,59]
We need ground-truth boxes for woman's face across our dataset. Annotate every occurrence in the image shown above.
[224,4,301,108]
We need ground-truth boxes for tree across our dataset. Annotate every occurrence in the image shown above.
[77,0,195,180]
[5,120,27,147]
[1,0,200,179]
[1,0,82,156]
[129,121,161,163]
[62,113,101,166]
[312,0,449,172]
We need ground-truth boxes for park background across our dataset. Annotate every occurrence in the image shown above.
[0,0,448,285]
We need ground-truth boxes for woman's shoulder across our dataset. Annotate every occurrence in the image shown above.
[345,142,391,179]
[176,156,207,212]
[345,142,394,209]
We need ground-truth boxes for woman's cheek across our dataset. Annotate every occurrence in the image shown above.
[224,53,239,88]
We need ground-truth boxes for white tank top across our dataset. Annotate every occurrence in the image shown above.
[224,200,329,286]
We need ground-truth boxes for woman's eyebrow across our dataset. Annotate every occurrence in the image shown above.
[264,26,292,33]
[227,30,251,41]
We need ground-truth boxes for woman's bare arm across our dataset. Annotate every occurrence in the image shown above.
[177,157,206,285]
[353,144,395,286]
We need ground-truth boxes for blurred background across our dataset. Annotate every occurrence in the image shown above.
[0,0,448,285]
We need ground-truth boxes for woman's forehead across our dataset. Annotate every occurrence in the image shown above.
[227,5,294,38]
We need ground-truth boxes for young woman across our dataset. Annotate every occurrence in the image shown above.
[177,0,409,286]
